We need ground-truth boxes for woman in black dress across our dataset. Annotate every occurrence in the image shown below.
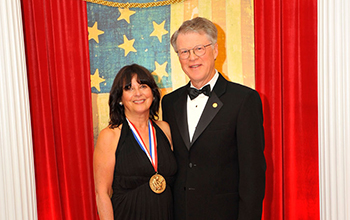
[93,64,177,220]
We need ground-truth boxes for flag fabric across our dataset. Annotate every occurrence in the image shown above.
[87,2,172,93]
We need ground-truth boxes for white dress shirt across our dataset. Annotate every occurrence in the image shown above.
[187,71,219,142]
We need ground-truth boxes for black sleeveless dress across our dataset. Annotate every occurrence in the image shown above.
[111,121,177,220]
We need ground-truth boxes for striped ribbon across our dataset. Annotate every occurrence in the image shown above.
[127,119,158,172]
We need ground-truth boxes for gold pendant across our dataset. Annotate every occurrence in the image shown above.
[149,173,166,194]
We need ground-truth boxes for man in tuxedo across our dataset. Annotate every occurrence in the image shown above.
[162,17,266,220]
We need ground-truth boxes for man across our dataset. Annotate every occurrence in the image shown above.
[162,17,266,220]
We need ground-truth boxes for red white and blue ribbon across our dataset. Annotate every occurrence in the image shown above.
[127,119,158,172]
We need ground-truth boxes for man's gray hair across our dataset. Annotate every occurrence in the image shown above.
[170,17,218,52]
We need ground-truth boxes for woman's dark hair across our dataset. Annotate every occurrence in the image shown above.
[108,64,160,128]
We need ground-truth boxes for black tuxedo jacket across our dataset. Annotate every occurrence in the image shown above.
[162,73,266,220]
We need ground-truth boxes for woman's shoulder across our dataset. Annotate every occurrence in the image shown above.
[101,124,122,137]
[95,124,123,150]
[154,120,172,149]
[154,120,170,132]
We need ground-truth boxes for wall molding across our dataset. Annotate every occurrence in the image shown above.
[318,0,350,219]
[0,1,37,219]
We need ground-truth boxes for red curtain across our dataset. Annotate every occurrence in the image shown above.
[21,0,98,219]
[255,0,319,219]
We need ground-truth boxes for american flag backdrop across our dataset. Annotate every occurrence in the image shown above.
[86,0,255,142]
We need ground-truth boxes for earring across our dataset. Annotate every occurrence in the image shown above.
[119,102,123,106]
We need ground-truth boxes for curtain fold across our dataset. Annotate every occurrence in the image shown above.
[255,0,319,219]
[254,1,283,219]
[21,0,98,219]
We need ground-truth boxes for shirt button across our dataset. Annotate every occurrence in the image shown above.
[189,163,193,168]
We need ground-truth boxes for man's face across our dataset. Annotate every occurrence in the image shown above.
[176,32,218,89]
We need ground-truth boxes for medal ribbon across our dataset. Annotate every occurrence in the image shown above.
[127,119,158,172]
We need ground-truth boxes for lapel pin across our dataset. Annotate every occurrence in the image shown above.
[212,102,218,108]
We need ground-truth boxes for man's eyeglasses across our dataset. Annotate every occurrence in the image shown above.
[176,43,213,60]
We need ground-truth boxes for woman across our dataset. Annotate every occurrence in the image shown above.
[93,64,177,220]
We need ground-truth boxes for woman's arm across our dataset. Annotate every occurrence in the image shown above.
[93,126,121,220]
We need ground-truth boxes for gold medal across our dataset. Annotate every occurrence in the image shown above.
[149,173,166,194]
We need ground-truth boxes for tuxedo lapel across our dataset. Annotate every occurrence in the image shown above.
[173,85,191,150]
[191,73,227,146]
[191,92,223,145]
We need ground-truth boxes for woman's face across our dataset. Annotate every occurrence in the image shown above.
[121,75,153,117]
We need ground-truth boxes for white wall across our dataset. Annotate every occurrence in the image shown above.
[0,0,37,219]
[318,0,350,219]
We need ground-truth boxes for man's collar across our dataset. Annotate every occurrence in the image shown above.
[190,70,219,91]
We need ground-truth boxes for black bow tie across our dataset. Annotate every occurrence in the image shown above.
[187,84,211,100]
